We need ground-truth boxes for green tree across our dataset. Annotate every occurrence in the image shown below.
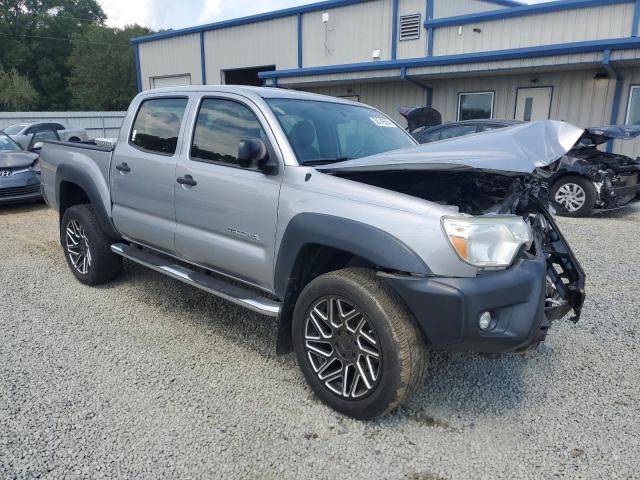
[0,68,37,110]
[0,0,106,110]
[67,25,151,111]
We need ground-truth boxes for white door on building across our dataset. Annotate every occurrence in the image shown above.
[151,74,192,89]
[515,87,553,121]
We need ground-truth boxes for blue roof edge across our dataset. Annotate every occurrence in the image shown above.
[425,0,633,28]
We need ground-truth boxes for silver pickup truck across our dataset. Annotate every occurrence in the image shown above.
[40,86,586,419]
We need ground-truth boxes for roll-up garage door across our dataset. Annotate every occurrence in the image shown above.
[151,74,192,89]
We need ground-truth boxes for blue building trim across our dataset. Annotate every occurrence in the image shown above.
[391,0,399,60]
[426,0,434,56]
[200,31,207,85]
[133,43,142,92]
[633,0,640,36]
[424,0,633,29]
[297,14,303,68]
[259,36,640,80]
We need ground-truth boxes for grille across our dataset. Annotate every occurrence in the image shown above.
[0,184,41,198]
[399,14,421,41]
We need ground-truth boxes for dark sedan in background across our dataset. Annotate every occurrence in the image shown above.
[405,115,640,217]
[0,132,42,205]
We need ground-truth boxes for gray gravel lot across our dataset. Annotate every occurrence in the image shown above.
[1,203,639,479]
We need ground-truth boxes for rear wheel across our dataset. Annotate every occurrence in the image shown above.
[292,268,427,419]
[551,176,597,217]
[61,204,122,285]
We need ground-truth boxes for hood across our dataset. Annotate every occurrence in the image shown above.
[318,120,584,175]
[0,151,39,169]
[579,125,640,146]
[398,107,442,134]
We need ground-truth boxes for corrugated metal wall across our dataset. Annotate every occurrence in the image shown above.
[138,34,202,90]
[301,0,393,67]
[397,0,427,59]
[0,112,125,139]
[302,81,429,124]
[433,0,504,18]
[204,17,298,84]
[428,69,617,126]
[433,3,634,56]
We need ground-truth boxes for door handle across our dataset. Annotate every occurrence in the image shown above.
[116,162,130,173]
[177,174,197,187]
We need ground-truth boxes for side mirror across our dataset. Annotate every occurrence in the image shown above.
[30,142,44,152]
[238,138,275,173]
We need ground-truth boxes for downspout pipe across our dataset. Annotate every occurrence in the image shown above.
[400,67,433,107]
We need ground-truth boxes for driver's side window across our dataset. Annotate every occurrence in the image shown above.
[190,98,268,167]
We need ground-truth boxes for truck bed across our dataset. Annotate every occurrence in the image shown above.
[39,140,114,214]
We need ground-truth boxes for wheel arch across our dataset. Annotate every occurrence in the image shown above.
[273,213,430,354]
[56,165,120,241]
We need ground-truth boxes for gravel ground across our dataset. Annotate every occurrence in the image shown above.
[1,202,639,480]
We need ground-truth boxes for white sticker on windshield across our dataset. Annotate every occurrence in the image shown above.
[370,117,397,128]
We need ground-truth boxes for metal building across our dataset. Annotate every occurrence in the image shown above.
[132,0,640,155]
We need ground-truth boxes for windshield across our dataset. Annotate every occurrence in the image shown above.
[3,124,27,135]
[0,133,22,152]
[266,99,416,165]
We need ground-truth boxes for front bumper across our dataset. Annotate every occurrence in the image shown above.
[0,171,42,205]
[383,255,549,353]
[383,207,585,354]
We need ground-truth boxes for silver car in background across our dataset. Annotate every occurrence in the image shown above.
[3,122,89,151]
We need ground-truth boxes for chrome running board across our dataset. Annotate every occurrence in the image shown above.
[110,243,281,317]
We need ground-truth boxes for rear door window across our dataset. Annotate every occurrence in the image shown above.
[130,98,188,155]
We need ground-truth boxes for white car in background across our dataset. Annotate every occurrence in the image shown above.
[3,122,89,151]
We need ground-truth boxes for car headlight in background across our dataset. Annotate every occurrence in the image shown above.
[442,216,533,269]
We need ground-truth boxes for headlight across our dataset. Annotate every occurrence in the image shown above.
[442,216,533,269]
[29,159,41,173]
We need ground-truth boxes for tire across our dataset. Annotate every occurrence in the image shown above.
[68,137,80,143]
[292,267,427,419]
[551,176,597,217]
[61,204,122,285]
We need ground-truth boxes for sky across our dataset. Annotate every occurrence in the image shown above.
[98,0,555,31]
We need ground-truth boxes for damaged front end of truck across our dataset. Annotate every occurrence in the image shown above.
[318,121,586,332]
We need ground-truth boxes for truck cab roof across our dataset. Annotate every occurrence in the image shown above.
[140,85,361,106]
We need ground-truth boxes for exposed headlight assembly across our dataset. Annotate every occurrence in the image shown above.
[442,216,533,270]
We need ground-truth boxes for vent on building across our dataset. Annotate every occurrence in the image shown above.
[399,14,421,41]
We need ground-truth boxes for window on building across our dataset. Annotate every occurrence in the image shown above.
[457,92,494,121]
[399,14,421,41]
[191,98,268,166]
[130,98,188,155]
[626,86,640,125]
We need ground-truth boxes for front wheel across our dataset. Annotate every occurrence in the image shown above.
[551,176,597,217]
[61,204,122,285]
[292,268,427,419]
